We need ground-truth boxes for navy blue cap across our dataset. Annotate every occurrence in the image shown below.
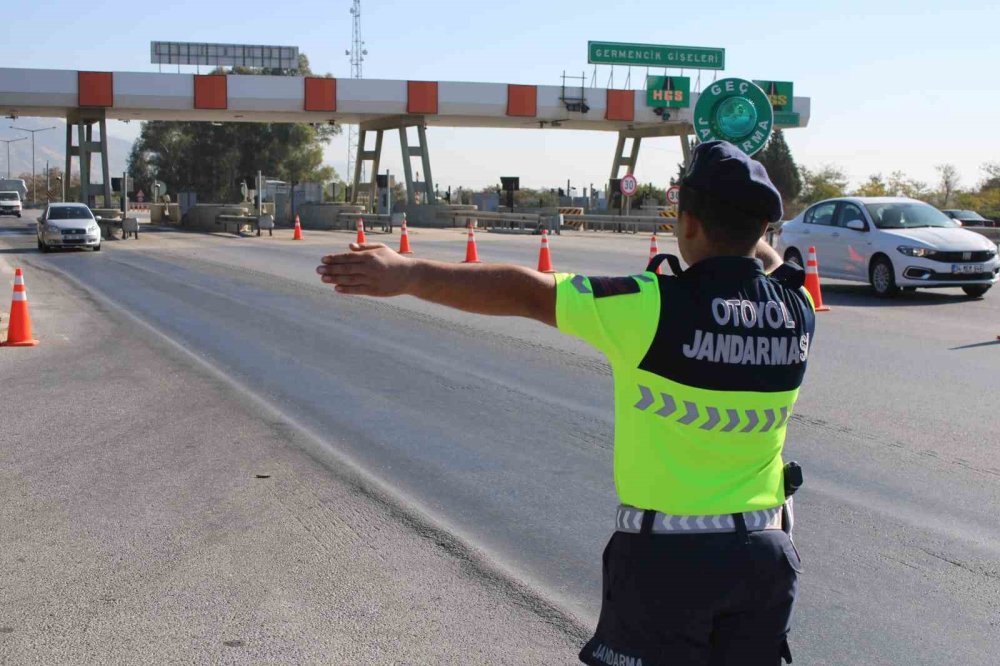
[681,140,783,223]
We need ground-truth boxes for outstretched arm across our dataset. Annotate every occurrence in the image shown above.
[755,237,783,274]
[316,243,557,326]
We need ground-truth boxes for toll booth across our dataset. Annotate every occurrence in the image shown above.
[376,173,391,214]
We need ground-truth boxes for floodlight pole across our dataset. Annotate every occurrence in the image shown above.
[11,125,58,205]
[0,136,27,179]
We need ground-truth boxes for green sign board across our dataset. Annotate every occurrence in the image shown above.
[692,78,774,156]
[588,41,725,70]
[753,80,794,112]
[774,111,801,127]
[646,76,691,108]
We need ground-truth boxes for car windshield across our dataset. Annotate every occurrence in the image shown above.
[47,206,93,220]
[951,210,987,221]
[865,202,959,229]
[0,192,18,201]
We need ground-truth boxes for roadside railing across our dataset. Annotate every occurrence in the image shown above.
[560,214,675,234]
[436,209,543,233]
[335,212,394,233]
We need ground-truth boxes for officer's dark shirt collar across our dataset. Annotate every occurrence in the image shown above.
[682,255,765,281]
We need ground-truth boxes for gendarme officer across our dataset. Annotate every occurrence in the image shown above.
[316,140,816,666]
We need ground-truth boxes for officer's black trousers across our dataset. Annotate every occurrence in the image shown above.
[579,528,800,666]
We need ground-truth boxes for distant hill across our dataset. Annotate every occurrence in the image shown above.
[1,117,134,177]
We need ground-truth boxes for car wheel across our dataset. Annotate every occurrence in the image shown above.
[869,256,899,297]
[961,285,990,298]
[92,244,101,252]
[784,248,804,268]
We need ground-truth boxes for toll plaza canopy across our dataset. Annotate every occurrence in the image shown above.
[0,68,810,133]
[0,67,810,211]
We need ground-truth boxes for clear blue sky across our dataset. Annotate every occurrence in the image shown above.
[3,0,998,193]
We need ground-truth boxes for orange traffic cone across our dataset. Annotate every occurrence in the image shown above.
[399,214,413,254]
[356,218,366,245]
[293,215,303,240]
[649,233,661,275]
[537,229,554,272]
[805,246,831,312]
[463,224,482,263]
[2,268,39,347]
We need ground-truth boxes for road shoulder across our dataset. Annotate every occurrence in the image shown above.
[0,249,587,664]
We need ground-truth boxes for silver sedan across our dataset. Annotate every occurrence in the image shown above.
[37,203,102,252]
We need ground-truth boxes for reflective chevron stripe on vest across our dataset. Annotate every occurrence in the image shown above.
[634,385,791,433]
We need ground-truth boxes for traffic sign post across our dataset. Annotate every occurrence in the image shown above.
[666,186,680,205]
[620,174,638,197]
[619,174,638,216]
[692,78,774,156]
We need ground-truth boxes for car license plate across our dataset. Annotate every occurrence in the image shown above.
[951,264,984,274]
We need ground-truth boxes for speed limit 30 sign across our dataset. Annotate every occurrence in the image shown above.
[666,185,680,205]
[620,174,638,197]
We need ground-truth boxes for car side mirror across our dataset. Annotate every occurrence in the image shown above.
[846,220,867,231]
[94,215,102,222]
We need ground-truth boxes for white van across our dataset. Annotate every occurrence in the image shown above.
[0,191,22,218]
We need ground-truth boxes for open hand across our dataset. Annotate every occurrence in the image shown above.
[316,243,415,296]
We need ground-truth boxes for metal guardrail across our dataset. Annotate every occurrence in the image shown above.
[560,214,674,234]
[436,209,543,233]
[335,212,394,232]
[968,227,1000,244]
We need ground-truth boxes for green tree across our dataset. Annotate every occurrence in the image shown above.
[511,188,548,207]
[979,162,1000,190]
[635,183,666,208]
[887,171,929,200]
[798,165,848,205]
[19,168,75,205]
[756,130,802,203]
[854,174,890,197]
[934,164,960,207]
[128,54,339,203]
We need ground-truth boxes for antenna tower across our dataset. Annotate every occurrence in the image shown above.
[346,0,367,188]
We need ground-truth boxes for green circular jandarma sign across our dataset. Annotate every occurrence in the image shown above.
[692,78,773,156]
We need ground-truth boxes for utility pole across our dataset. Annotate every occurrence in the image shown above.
[0,136,27,179]
[11,125,57,205]
[345,0,367,194]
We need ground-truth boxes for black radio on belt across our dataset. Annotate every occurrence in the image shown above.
[783,462,803,498]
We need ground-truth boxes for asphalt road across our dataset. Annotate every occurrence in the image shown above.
[3,214,999,664]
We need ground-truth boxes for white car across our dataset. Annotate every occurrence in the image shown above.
[775,197,999,298]
[36,203,102,252]
[0,191,22,217]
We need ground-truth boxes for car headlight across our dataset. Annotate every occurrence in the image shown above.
[87,224,99,233]
[897,245,936,258]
